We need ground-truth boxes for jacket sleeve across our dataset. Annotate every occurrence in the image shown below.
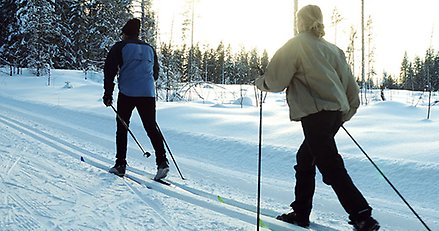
[338,50,360,122]
[103,43,123,96]
[256,40,297,92]
[153,48,159,81]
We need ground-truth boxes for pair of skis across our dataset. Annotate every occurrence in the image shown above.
[81,156,318,230]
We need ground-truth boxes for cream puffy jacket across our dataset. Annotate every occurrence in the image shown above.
[256,31,360,122]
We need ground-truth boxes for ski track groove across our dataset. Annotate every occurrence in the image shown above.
[0,116,115,230]
[122,178,179,231]
[0,104,313,230]
[6,156,22,177]
[4,94,436,226]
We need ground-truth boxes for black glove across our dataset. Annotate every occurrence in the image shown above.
[103,94,113,107]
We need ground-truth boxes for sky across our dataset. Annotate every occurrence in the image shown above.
[153,0,439,80]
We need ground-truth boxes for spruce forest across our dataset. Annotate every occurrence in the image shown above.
[1,0,438,92]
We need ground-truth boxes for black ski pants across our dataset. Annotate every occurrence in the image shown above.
[115,93,167,166]
[290,110,371,221]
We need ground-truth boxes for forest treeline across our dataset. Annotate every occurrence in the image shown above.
[1,1,438,91]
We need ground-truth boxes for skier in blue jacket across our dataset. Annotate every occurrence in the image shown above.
[103,18,169,180]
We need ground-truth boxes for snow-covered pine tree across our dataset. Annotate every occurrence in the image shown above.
[248,48,261,84]
[412,56,424,91]
[202,45,216,83]
[400,52,414,91]
[16,0,59,76]
[0,0,20,75]
[234,46,250,84]
[84,0,132,69]
[215,41,225,84]
[53,0,84,69]
[223,44,234,84]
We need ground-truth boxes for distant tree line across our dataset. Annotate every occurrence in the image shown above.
[0,0,269,85]
[159,42,269,88]
[392,49,439,92]
[9,1,437,89]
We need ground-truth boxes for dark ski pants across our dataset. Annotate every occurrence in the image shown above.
[290,110,371,221]
[115,93,167,166]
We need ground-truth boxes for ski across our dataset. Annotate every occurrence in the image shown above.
[81,155,328,230]
[153,178,171,186]
[124,174,148,187]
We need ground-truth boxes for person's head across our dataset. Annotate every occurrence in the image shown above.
[121,18,140,38]
[296,5,325,38]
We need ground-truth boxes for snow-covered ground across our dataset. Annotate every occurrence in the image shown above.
[0,69,438,231]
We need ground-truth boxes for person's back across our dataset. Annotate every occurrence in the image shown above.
[258,29,359,122]
[289,31,358,121]
[256,5,379,231]
[103,18,169,181]
[117,39,156,97]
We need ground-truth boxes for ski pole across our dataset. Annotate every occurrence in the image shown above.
[256,90,267,230]
[155,122,185,180]
[256,66,266,230]
[110,105,151,158]
[341,125,431,231]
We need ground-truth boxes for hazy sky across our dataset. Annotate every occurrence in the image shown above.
[153,0,439,79]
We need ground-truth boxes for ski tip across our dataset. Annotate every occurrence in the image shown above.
[80,156,84,162]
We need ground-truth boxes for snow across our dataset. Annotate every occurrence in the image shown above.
[0,69,438,230]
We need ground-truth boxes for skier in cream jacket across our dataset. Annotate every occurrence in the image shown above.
[256,5,379,231]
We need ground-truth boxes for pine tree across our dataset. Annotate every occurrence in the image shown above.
[400,52,413,90]
[0,0,20,73]
[134,0,157,45]
[45,0,84,69]
[432,52,439,90]
[85,0,132,68]
[56,0,87,69]
[16,0,60,75]
[412,56,424,91]
[248,48,261,83]
[235,46,249,84]
[0,0,17,62]
[158,42,180,101]
[202,45,217,83]
[260,49,269,72]
[382,71,397,89]
[223,44,234,84]
[214,42,225,84]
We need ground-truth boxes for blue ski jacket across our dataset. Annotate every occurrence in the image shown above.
[104,38,159,97]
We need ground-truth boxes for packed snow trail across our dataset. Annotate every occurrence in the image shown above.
[0,104,319,230]
[0,99,258,230]
[1,72,439,230]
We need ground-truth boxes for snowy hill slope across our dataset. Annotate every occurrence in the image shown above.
[0,69,438,230]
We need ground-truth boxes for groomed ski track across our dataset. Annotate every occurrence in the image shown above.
[0,97,338,230]
[2,91,439,230]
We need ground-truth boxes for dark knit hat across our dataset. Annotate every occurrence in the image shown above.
[121,18,140,36]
